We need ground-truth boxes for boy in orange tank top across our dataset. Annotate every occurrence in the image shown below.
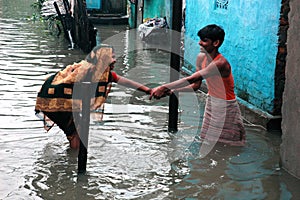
[150,24,245,146]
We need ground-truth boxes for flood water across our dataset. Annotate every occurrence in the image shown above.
[1,0,300,199]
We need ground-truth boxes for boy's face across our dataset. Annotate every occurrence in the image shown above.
[198,37,218,54]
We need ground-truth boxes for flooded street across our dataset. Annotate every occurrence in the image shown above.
[1,0,300,199]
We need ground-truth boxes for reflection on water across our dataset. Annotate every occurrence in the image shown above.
[1,0,300,199]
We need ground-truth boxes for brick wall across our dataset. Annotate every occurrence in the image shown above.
[274,0,290,115]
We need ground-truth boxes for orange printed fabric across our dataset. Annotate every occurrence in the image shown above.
[35,47,112,113]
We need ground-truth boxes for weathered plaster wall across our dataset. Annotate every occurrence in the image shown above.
[183,0,281,113]
[280,0,300,179]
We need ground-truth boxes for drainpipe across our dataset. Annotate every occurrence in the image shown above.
[168,0,182,132]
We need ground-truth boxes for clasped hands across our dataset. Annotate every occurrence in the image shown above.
[149,85,173,100]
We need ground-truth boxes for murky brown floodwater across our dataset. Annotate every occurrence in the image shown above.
[1,0,300,199]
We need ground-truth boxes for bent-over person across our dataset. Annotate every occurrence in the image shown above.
[35,45,151,149]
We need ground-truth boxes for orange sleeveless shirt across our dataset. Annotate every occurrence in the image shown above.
[202,54,236,100]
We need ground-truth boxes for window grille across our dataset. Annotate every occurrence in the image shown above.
[215,0,229,10]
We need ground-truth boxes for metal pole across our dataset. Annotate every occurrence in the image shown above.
[168,0,182,132]
[78,82,91,174]
[133,0,138,28]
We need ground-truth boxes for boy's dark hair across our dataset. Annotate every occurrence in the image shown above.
[197,24,225,46]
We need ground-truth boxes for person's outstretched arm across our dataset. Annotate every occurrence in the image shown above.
[149,72,203,99]
[150,55,224,99]
[113,73,151,94]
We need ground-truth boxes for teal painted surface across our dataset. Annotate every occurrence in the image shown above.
[128,0,172,28]
[128,2,136,28]
[183,0,281,113]
[143,0,165,19]
[86,0,101,9]
[143,0,172,26]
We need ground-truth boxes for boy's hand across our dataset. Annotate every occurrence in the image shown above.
[149,86,170,100]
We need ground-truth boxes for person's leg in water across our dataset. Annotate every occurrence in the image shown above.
[43,111,80,149]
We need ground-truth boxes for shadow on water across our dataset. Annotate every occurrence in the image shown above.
[1,0,300,199]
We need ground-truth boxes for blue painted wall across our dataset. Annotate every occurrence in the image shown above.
[129,0,281,113]
[183,0,281,113]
